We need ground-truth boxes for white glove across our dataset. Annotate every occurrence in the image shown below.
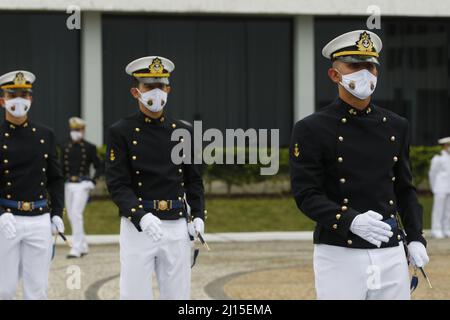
[408,241,429,268]
[82,180,95,191]
[350,210,393,247]
[51,216,65,235]
[0,213,17,239]
[188,217,205,237]
[139,213,163,241]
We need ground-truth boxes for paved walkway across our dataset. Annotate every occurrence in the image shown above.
[13,233,450,300]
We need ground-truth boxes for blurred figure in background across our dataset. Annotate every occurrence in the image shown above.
[429,137,450,239]
[61,117,102,258]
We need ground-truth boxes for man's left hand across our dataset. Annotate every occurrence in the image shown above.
[408,241,429,268]
[188,217,205,237]
[51,216,65,235]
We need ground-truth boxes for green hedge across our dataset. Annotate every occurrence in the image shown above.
[95,145,441,193]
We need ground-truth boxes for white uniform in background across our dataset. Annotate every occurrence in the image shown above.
[65,181,94,256]
[429,141,450,238]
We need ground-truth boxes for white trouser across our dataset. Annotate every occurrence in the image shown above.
[431,193,450,238]
[314,243,410,300]
[65,182,90,256]
[119,217,192,300]
[0,213,52,300]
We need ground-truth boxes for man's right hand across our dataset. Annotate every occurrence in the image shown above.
[0,213,17,240]
[350,210,393,247]
[139,213,163,241]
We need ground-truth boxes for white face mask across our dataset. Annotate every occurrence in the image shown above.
[70,131,83,142]
[336,68,377,100]
[4,97,31,117]
[137,88,168,113]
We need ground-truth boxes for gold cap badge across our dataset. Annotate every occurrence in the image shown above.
[356,31,374,53]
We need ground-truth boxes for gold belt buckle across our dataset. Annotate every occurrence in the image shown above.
[20,201,33,211]
[157,200,168,211]
[71,176,78,182]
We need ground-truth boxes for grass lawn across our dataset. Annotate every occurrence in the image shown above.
[64,195,433,235]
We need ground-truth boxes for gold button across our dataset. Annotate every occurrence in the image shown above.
[138,197,142,201]
[332,224,338,229]
[132,156,137,160]
[6,208,11,212]
[393,156,398,162]
[181,182,185,186]
[392,176,396,182]
[343,198,349,204]
[389,200,394,205]
[6,182,11,186]
[136,171,140,175]
[204,209,208,214]
[138,205,143,209]
[160,117,165,122]
[341,118,347,123]
[338,136,344,142]
[133,140,137,145]
[391,214,395,218]
[3,145,7,149]
[180,138,184,142]
[178,197,182,200]
[138,182,142,186]
[4,133,9,137]
[39,207,43,211]
[42,168,46,172]
[172,123,177,128]
[39,195,43,199]
[40,139,45,144]
[3,159,8,164]
[336,214,341,220]
[44,154,48,159]
[131,208,136,213]
[397,235,401,240]
[390,136,396,141]
[32,128,36,132]
[347,240,353,245]
[337,157,343,163]
[128,216,132,220]
[179,212,183,216]
[341,206,348,212]
[6,194,11,199]
[41,182,44,186]
[340,178,346,184]
[4,170,9,174]
[135,127,140,132]
[178,169,183,173]
[382,117,387,122]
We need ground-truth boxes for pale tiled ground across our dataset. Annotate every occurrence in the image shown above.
[13,238,450,300]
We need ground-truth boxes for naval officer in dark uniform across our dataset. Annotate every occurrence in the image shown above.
[105,56,206,300]
[61,116,102,258]
[290,30,429,299]
[0,70,64,299]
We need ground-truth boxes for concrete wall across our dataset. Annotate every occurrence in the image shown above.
[2,0,450,17]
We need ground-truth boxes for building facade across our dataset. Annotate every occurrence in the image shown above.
[1,0,449,146]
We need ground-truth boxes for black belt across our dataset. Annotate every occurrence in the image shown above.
[66,175,90,183]
[141,199,184,211]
